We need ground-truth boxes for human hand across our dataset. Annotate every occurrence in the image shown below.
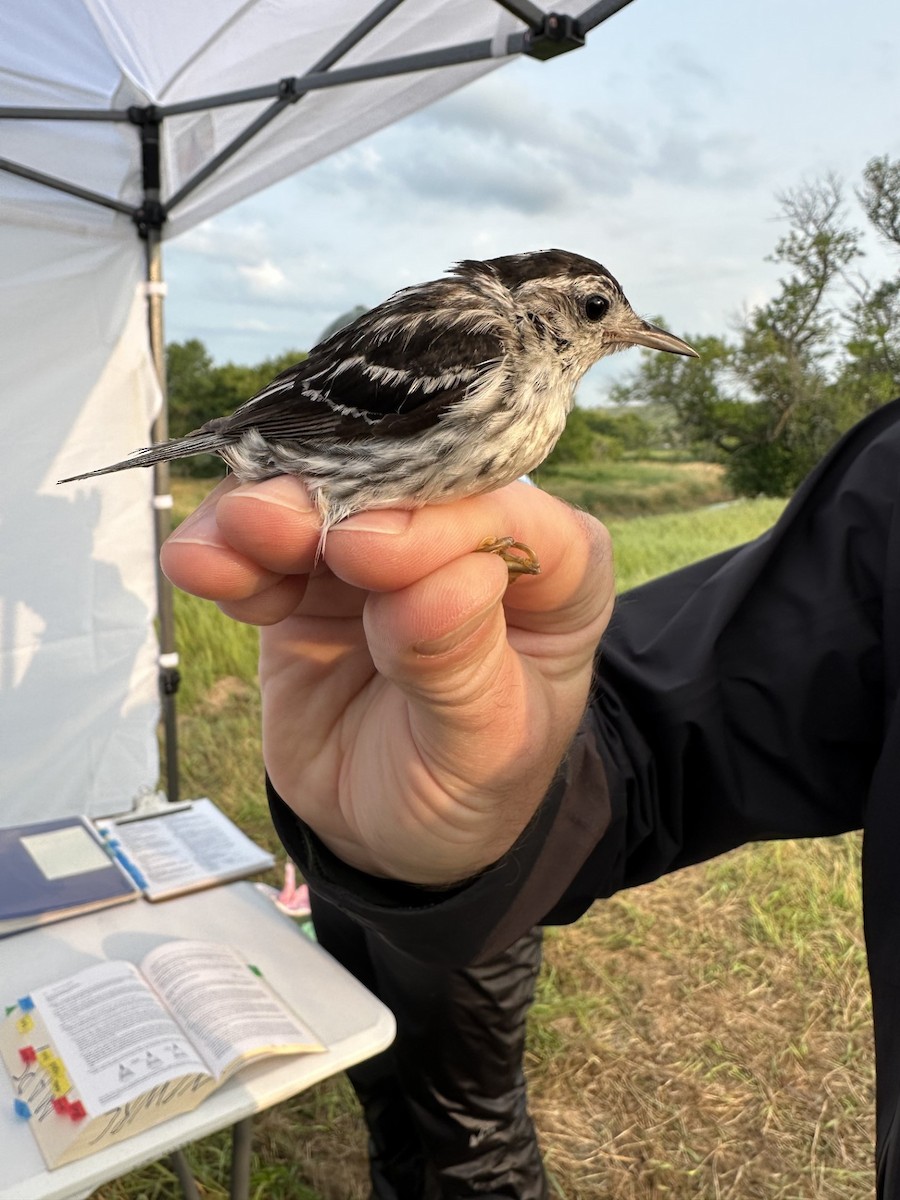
[161,478,615,886]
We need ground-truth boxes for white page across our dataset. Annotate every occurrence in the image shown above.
[20,823,111,880]
[140,940,320,1078]
[97,799,273,898]
[31,961,210,1114]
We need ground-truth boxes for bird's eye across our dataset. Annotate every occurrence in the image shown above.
[584,294,611,321]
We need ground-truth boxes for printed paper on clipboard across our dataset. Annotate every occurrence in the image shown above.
[94,799,275,901]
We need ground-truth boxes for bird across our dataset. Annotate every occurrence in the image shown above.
[60,249,698,576]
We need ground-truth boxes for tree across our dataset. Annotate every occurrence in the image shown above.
[166,339,218,433]
[165,340,306,476]
[541,404,597,469]
[582,407,656,455]
[727,175,864,491]
[610,172,890,496]
[319,305,368,340]
[835,278,900,413]
[609,333,737,456]
[859,155,900,251]
[839,156,900,410]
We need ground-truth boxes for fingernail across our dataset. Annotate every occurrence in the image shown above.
[169,505,221,545]
[230,476,315,513]
[336,509,413,535]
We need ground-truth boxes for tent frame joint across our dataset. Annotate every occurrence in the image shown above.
[127,104,163,127]
[522,12,586,60]
[278,76,303,102]
[129,105,168,238]
[133,199,168,238]
[160,664,182,698]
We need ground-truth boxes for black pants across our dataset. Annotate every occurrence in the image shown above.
[311,892,547,1199]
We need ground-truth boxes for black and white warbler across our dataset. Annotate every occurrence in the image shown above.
[61,249,697,574]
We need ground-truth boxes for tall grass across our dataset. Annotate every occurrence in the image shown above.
[93,471,871,1199]
[173,593,259,711]
[537,458,732,518]
[607,498,787,590]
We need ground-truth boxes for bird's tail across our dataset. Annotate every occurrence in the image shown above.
[58,432,222,484]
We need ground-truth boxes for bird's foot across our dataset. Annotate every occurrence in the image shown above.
[476,536,541,582]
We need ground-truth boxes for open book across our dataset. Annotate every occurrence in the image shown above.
[0,800,276,938]
[0,939,323,1168]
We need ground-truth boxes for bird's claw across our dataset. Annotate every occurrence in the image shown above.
[476,536,541,582]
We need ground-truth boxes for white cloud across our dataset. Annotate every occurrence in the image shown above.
[176,217,270,262]
[237,258,291,297]
[164,0,900,383]
[232,317,281,333]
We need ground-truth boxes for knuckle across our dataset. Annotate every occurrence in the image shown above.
[563,502,613,567]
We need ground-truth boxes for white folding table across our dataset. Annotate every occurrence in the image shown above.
[0,881,395,1200]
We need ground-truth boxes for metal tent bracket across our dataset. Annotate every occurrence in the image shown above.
[523,13,586,60]
[129,106,168,238]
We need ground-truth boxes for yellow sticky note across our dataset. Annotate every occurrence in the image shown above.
[15,1014,34,1034]
[49,1070,72,1098]
[37,1048,56,1068]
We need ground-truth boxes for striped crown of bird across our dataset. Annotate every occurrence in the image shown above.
[60,250,698,550]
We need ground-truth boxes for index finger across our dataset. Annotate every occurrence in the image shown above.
[323,482,615,637]
[160,474,307,604]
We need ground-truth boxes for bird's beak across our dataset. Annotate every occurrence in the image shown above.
[620,319,699,358]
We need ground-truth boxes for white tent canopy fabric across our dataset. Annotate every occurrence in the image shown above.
[0,0,626,824]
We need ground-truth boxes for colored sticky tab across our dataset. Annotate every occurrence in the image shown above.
[18,1046,36,1065]
[17,996,34,1012]
[68,1100,86,1121]
[52,1096,71,1115]
[35,1050,71,1097]
[48,1068,72,1097]
[16,1013,34,1034]
[13,1099,31,1119]
[4,1004,17,1017]
[113,849,148,890]
[248,964,262,977]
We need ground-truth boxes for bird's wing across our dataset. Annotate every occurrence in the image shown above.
[210,282,507,443]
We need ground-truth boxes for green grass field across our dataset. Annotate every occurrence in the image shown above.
[92,466,872,1200]
[537,458,732,519]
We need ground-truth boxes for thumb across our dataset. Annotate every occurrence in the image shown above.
[364,549,511,699]
[362,551,544,785]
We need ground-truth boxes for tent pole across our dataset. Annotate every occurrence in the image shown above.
[576,0,636,33]
[145,227,180,804]
[133,106,181,804]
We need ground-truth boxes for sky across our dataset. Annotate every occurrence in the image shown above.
[163,0,900,406]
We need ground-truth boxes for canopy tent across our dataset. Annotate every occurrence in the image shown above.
[0,0,631,825]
